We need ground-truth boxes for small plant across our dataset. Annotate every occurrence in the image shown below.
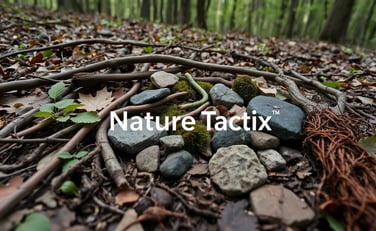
[58,150,88,171]
[59,180,78,196]
[232,75,259,103]
[15,212,50,231]
[34,81,100,123]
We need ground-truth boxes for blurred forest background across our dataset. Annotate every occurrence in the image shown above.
[4,0,376,48]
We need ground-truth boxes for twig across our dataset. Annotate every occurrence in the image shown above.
[93,196,124,215]
[178,73,209,109]
[0,164,37,181]
[156,183,220,219]
[0,108,38,138]
[0,138,69,143]
[51,145,101,190]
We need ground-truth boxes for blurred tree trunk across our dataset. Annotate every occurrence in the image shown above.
[152,0,158,21]
[361,0,376,45]
[247,0,254,34]
[230,0,238,30]
[197,0,208,29]
[173,0,178,24]
[275,0,287,35]
[303,0,315,36]
[166,0,173,23]
[319,0,355,43]
[160,0,164,22]
[141,0,150,20]
[285,0,298,38]
[181,0,191,24]
[98,0,111,15]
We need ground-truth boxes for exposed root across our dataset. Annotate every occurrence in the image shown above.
[303,109,376,231]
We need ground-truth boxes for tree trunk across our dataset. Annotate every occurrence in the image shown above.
[319,0,355,43]
[141,0,151,20]
[152,0,158,21]
[166,0,173,23]
[361,0,376,45]
[197,0,207,29]
[229,0,238,30]
[285,0,298,38]
[275,0,287,35]
[303,0,315,37]
[160,0,164,22]
[247,0,254,34]
[173,0,178,24]
[181,0,191,25]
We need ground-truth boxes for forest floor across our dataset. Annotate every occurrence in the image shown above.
[0,3,376,231]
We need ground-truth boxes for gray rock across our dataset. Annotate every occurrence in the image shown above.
[249,131,280,150]
[211,123,251,152]
[160,135,184,152]
[250,184,315,227]
[159,150,193,179]
[278,146,304,162]
[209,83,244,108]
[209,145,267,196]
[247,96,305,141]
[108,119,167,155]
[257,149,286,171]
[150,71,179,88]
[136,145,160,172]
[130,88,170,105]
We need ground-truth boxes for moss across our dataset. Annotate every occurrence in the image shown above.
[173,121,210,153]
[197,81,213,94]
[160,105,186,123]
[232,75,259,103]
[172,80,213,100]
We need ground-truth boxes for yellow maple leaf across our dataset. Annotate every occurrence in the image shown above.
[78,88,113,112]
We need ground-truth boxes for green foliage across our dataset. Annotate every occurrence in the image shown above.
[322,81,343,89]
[173,121,210,153]
[232,75,259,103]
[59,180,78,196]
[42,49,53,58]
[15,213,50,231]
[58,150,88,172]
[143,46,153,53]
[34,81,100,124]
[321,213,345,231]
[197,81,213,93]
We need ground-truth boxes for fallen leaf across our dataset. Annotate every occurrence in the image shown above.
[357,79,376,86]
[359,135,376,156]
[30,52,44,64]
[258,86,277,96]
[115,209,143,231]
[0,176,24,204]
[0,89,49,114]
[357,96,374,105]
[46,206,75,231]
[187,163,208,175]
[115,189,139,205]
[78,87,113,112]
[218,200,259,231]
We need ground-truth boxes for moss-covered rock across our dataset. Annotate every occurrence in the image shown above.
[160,105,187,123]
[232,75,259,103]
[173,121,210,153]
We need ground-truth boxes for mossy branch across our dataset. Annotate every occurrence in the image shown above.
[178,73,209,109]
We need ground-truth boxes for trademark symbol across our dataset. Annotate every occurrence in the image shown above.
[272,109,280,115]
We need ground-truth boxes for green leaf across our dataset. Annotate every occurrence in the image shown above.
[359,135,376,156]
[56,115,70,122]
[42,49,53,58]
[58,151,73,160]
[33,111,53,118]
[15,212,50,231]
[48,81,65,100]
[75,150,88,159]
[62,159,79,171]
[64,103,84,114]
[39,103,55,113]
[143,46,153,53]
[54,99,74,109]
[70,112,100,124]
[322,81,343,89]
[59,180,78,196]
[322,213,345,231]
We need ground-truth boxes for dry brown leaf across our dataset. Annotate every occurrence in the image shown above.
[0,90,49,114]
[258,86,277,96]
[0,176,24,204]
[78,87,113,112]
[115,189,140,205]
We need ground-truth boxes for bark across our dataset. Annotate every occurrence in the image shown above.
[319,0,355,43]
[152,0,158,21]
[197,0,208,30]
[285,0,298,38]
[141,0,151,20]
[173,0,178,24]
[303,0,315,37]
[247,0,254,34]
